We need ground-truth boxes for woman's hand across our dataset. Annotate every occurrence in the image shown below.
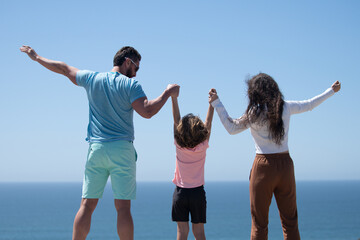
[209,88,219,103]
[331,81,341,93]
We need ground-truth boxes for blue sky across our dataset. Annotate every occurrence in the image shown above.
[1,0,359,182]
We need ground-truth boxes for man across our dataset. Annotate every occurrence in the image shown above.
[20,45,179,240]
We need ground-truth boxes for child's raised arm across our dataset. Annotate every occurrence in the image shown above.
[205,104,214,140]
[171,96,181,133]
[205,89,216,140]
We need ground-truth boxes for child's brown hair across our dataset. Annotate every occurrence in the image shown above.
[174,113,209,148]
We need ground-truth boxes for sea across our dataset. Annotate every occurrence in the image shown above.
[0,181,359,240]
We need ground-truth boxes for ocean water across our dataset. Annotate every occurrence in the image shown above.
[0,181,359,240]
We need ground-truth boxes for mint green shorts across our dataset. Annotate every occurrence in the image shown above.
[82,140,137,200]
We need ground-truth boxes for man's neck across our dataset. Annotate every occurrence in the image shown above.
[111,66,127,75]
[111,66,121,73]
[111,64,129,77]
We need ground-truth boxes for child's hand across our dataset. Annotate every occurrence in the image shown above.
[208,88,218,103]
[331,81,341,93]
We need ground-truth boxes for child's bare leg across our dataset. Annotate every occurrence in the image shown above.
[192,223,206,240]
[177,222,189,240]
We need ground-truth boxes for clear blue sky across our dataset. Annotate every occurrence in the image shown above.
[1,0,359,182]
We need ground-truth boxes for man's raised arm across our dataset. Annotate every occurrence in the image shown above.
[132,84,180,119]
[20,45,79,85]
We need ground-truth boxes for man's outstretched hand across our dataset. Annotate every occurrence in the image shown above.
[20,45,38,61]
[166,84,180,98]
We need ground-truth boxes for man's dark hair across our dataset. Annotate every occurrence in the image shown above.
[113,46,141,67]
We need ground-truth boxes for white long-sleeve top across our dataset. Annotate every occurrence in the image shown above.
[211,88,335,154]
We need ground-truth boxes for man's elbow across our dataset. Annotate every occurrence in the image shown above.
[143,113,152,119]
[140,110,154,119]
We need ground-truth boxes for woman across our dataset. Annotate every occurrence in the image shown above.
[209,73,341,240]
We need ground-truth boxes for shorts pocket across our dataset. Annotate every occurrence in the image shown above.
[134,148,138,162]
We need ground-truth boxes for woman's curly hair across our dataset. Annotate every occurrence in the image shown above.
[174,114,209,148]
[246,73,285,145]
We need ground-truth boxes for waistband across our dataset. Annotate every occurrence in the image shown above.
[176,185,204,190]
[90,139,133,145]
[255,152,291,160]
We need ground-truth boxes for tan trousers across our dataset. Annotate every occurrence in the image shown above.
[249,153,300,240]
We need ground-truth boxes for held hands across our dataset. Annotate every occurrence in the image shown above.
[208,88,218,103]
[166,84,180,98]
[20,45,38,61]
[331,81,341,93]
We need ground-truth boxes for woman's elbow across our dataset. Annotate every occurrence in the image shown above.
[227,129,238,135]
[222,123,237,135]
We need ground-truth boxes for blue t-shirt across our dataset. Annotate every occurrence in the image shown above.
[76,70,146,142]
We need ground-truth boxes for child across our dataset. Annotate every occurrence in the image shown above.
[171,95,214,240]
[209,73,341,240]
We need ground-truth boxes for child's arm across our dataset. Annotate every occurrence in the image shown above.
[204,103,214,140]
[171,96,181,133]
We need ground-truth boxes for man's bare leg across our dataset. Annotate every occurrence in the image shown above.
[115,199,134,240]
[72,198,98,240]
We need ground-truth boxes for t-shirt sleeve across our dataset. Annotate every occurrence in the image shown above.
[129,80,146,103]
[76,70,95,87]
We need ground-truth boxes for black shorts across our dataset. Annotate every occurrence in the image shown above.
[171,185,207,224]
